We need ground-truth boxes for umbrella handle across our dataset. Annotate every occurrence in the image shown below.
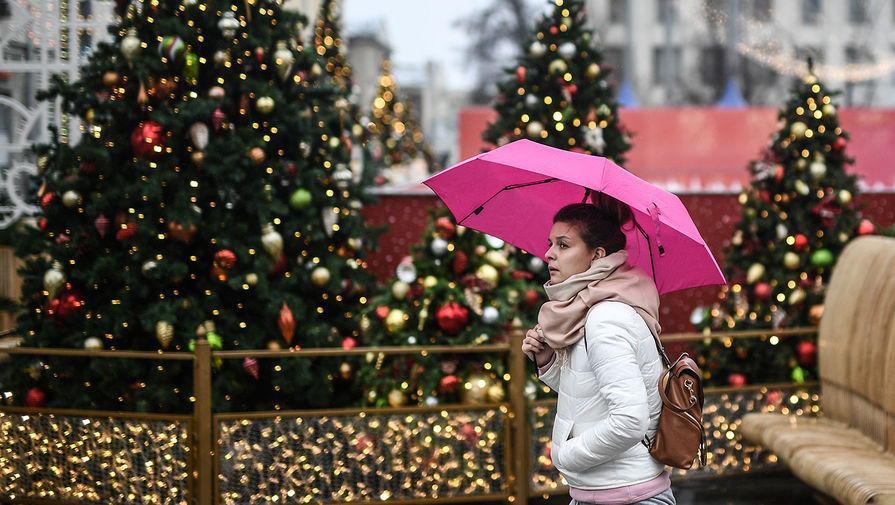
[649,203,666,256]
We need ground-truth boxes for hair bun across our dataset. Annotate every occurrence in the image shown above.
[591,192,633,227]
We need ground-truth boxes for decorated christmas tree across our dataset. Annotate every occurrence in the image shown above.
[483,0,630,163]
[695,65,876,387]
[364,59,436,186]
[1,0,380,412]
[354,210,545,407]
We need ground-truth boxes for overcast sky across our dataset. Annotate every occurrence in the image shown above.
[342,0,543,91]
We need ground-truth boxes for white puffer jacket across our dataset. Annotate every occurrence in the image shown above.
[539,300,666,490]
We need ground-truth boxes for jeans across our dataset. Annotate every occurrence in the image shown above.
[569,487,676,505]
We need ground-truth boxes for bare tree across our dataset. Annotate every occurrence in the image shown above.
[455,0,533,104]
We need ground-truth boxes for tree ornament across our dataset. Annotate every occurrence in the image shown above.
[797,341,817,365]
[461,372,493,404]
[526,121,544,138]
[436,302,469,335]
[255,96,275,114]
[808,304,825,325]
[218,11,240,38]
[857,219,876,235]
[434,217,457,239]
[515,66,526,84]
[484,251,509,269]
[793,234,808,251]
[548,59,568,74]
[791,365,806,383]
[214,249,236,270]
[205,330,223,350]
[141,260,158,277]
[167,221,197,243]
[391,281,410,300]
[822,103,836,117]
[260,223,284,259]
[790,121,807,138]
[311,266,331,287]
[809,160,827,180]
[837,189,852,205]
[273,41,294,81]
[810,249,834,268]
[385,308,407,333]
[213,49,230,67]
[120,28,141,61]
[482,306,500,324]
[43,261,66,300]
[341,337,357,350]
[25,388,47,407]
[557,42,576,59]
[395,256,417,283]
[583,125,606,153]
[183,51,199,85]
[115,222,138,241]
[430,237,449,256]
[783,251,801,270]
[248,147,266,165]
[102,71,121,89]
[529,41,546,57]
[753,282,772,300]
[188,122,209,150]
[439,375,460,394]
[60,190,81,208]
[47,289,84,321]
[387,389,407,407]
[155,321,174,348]
[794,179,810,195]
[239,357,259,380]
[746,263,765,284]
[83,337,103,350]
[130,121,167,160]
[832,137,847,151]
[727,373,747,387]
[212,108,226,131]
[208,85,226,100]
[158,35,186,60]
[339,361,353,380]
[289,188,312,209]
[475,264,500,286]
[452,250,469,274]
[789,288,807,306]
[276,302,295,344]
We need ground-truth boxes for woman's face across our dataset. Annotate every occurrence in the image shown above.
[545,221,602,284]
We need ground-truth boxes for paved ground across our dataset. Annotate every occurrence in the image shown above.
[528,470,825,505]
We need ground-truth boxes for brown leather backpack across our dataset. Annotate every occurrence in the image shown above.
[642,347,707,469]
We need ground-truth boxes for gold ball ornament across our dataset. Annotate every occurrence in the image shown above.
[461,372,493,405]
[837,189,852,205]
[423,275,438,288]
[548,59,567,75]
[267,340,282,350]
[783,252,801,270]
[484,250,509,269]
[790,121,808,138]
[487,382,506,402]
[387,389,407,407]
[311,266,331,286]
[248,147,266,165]
[391,281,410,300]
[190,151,205,167]
[822,104,836,117]
[803,73,818,85]
[808,304,825,325]
[385,308,407,333]
[586,62,601,79]
[102,71,121,88]
[476,264,500,285]
[245,273,258,286]
[746,263,765,284]
[255,96,275,114]
[339,362,354,380]
[789,288,807,306]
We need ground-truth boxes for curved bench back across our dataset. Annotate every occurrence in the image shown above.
[818,235,895,451]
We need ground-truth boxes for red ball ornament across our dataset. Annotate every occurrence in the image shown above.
[130,121,167,160]
[115,222,138,241]
[515,66,526,84]
[438,374,460,394]
[797,341,817,365]
[268,253,288,278]
[436,302,469,335]
[832,137,847,151]
[435,217,457,239]
[375,305,390,319]
[47,288,84,322]
[727,373,747,387]
[549,26,558,34]
[452,250,468,274]
[214,249,237,269]
[857,219,876,235]
[25,388,47,407]
[525,289,540,307]
[793,234,808,251]
[80,161,97,174]
[753,282,772,300]
[342,337,357,350]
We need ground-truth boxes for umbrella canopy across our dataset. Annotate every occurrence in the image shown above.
[423,139,725,295]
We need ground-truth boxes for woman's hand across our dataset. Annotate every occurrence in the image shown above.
[521,328,554,367]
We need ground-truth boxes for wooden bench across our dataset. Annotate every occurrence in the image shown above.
[740,235,895,505]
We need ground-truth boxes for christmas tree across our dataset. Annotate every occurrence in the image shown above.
[483,0,630,164]
[2,0,380,412]
[364,59,436,186]
[354,210,545,407]
[695,65,876,387]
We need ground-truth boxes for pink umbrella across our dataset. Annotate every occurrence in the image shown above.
[423,139,725,294]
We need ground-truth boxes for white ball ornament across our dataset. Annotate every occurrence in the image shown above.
[430,237,449,256]
[311,266,331,286]
[530,41,547,57]
[790,121,808,138]
[484,235,505,249]
[482,306,500,324]
[424,396,439,407]
[391,281,410,300]
[395,257,418,283]
[84,337,104,350]
[525,94,539,108]
[62,190,82,208]
[528,256,545,272]
[809,160,827,180]
[558,42,576,59]
[526,121,544,137]
[690,306,708,326]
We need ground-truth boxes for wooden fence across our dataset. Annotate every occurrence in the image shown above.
[0,327,819,505]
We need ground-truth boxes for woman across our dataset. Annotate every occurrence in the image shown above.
[521,198,674,505]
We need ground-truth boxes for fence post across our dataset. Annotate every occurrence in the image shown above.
[508,321,530,503]
[193,338,214,505]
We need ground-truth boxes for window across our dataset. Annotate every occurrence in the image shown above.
[609,0,626,24]
[652,46,682,84]
[795,46,824,67]
[849,0,868,23]
[801,0,821,24]
[700,46,726,87]
[657,0,676,24]
[751,0,772,21]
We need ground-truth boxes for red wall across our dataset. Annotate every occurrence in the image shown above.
[362,193,895,334]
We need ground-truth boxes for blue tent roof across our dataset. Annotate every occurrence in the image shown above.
[717,78,747,107]
[616,79,639,108]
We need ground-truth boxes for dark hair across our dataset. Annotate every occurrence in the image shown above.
[553,193,633,254]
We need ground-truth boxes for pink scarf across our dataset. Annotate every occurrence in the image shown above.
[537,251,661,349]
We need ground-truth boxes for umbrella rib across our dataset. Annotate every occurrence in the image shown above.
[634,221,657,282]
[459,177,559,224]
